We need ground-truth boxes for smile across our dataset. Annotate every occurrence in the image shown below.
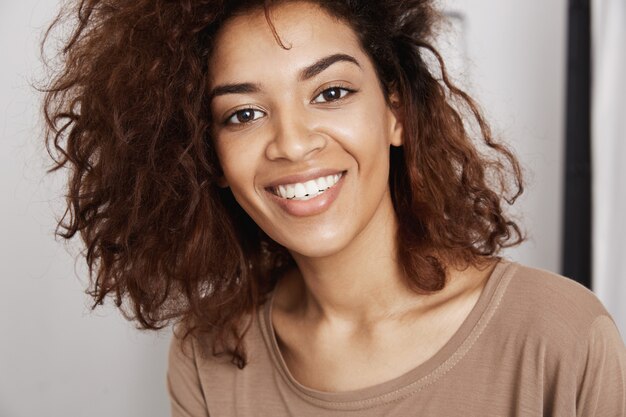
[271,172,344,201]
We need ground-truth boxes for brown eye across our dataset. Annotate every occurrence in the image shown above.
[312,86,352,103]
[225,108,265,125]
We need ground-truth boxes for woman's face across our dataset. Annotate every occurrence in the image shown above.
[208,1,403,258]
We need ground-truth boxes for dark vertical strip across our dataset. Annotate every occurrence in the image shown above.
[562,0,592,288]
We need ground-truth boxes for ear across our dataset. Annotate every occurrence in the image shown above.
[387,91,404,147]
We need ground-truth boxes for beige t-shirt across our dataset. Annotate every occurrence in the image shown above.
[167,261,626,416]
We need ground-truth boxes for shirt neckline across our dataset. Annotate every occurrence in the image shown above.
[258,260,515,410]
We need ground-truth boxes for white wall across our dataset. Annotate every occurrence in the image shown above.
[0,2,170,417]
[0,0,568,416]
[442,0,568,273]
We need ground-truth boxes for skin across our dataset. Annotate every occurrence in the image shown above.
[209,1,495,392]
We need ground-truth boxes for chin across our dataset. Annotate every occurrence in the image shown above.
[278,229,353,260]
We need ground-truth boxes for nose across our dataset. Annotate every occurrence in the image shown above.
[265,107,326,161]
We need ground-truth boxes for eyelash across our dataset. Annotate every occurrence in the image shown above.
[222,85,357,126]
[311,84,355,104]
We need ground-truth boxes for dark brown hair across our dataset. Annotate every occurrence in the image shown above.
[42,0,523,368]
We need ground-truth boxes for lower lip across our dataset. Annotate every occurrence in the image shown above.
[265,173,346,217]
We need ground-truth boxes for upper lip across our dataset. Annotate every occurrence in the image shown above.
[264,168,346,189]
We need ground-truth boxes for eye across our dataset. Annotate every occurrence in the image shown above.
[312,86,354,104]
[225,108,266,125]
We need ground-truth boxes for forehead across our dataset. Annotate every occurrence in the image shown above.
[208,2,366,84]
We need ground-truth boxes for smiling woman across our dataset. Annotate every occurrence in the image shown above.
[41,0,625,416]
[209,9,403,252]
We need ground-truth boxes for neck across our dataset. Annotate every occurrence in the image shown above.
[284,193,422,327]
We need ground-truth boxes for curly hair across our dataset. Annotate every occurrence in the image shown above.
[42,0,524,368]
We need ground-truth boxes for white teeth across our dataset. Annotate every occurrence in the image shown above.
[294,183,307,198]
[273,172,343,200]
[316,176,328,190]
[285,184,295,199]
[304,180,318,196]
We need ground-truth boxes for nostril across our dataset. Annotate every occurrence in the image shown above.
[265,123,327,162]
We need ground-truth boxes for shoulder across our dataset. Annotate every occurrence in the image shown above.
[487,262,626,414]
[167,313,278,414]
[167,328,211,417]
[495,262,616,342]
[168,314,264,368]
[167,312,274,383]
[489,262,625,382]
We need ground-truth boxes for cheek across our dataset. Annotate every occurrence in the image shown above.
[322,101,391,158]
[216,138,258,183]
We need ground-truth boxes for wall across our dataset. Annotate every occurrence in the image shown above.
[0,2,170,416]
[0,1,567,416]
[441,0,568,272]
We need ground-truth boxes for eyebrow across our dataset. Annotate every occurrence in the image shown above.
[208,53,362,101]
[208,82,259,100]
[298,53,361,81]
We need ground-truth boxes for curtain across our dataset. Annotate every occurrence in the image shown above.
[591,0,626,336]
[563,0,592,289]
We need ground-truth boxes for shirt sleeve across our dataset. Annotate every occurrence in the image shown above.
[167,333,210,417]
[577,315,626,417]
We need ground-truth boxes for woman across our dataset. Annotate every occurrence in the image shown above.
[43,0,625,415]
